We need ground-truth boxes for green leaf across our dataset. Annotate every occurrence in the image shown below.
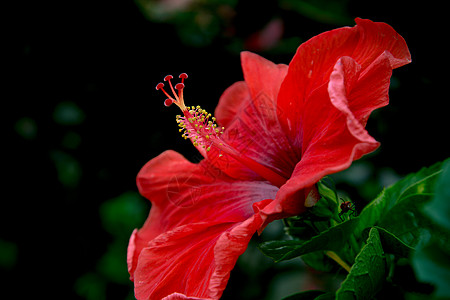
[375,226,414,258]
[317,177,339,205]
[314,177,339,218]
[412,240,450,298]
[301,251,334,272]
[377,195,433,246]
[259,218,359,262]
[314,293,336,300]
[284,178,341,239]
[423,159,450,230]
[336,227,385,300]
[355,160,445,247]
[412,159,450,298]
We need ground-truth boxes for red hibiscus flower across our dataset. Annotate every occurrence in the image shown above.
[128,18,411,300]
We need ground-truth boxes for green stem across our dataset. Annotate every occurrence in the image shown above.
[325,251,351,272]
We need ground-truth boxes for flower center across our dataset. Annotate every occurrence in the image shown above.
[155,73,288,188]
[176,106,224,152]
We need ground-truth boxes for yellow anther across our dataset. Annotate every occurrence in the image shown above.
[168,95,227,154]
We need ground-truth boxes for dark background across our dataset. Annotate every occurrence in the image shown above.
[3,0,447,299]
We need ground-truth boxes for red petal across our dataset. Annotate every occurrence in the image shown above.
[241,51,288,102]
[261,52,396,225]
[277,18,411,148]
[348,51,396,126]
[214,81,250,128]
[211,52,297,183]
[128,150,277,299]
[258,19,411,225]
[163,293,209,300]
[328,56,378,145]
[134,215,264,299]
[133,222,231,299]
[352,18,411,69]
[208,214,264,298]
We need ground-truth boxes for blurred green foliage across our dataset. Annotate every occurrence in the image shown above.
[100,191,148,238]
[280,0,352,25]
[134,0,352,51]
[53,101,86,125]
[75,192,148,300]
[15,117,38,140]
[0,239,17,270]
[50,150,82,188]
[135,0,237,47]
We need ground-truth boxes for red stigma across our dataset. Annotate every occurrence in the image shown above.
[156,82,164,90]
[179,73,188,79]
[155,73,188,111]
[164,99,174,107]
